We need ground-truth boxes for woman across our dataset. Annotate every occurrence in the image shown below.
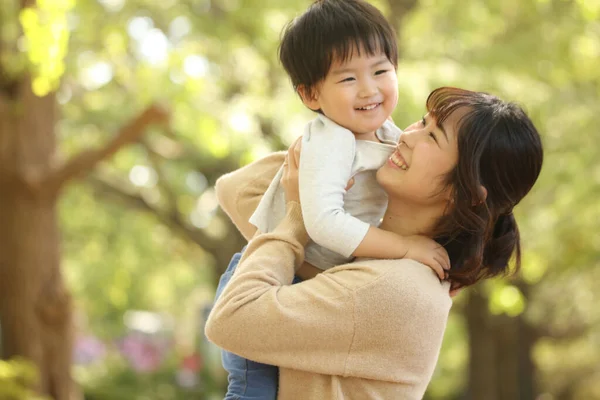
[205,87,543,399]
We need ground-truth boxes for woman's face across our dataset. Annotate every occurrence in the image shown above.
[376,109,463,207]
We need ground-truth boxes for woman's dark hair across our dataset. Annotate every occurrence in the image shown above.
[278,0,398,98]
[427,87,544,289]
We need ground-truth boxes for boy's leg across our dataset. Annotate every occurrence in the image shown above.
[213,248,278,400]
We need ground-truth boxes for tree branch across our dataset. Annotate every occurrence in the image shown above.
[140,139,180,210]
[258,116,287,151]
[386,0,419,58]
[86,175,221,253]
[21,0,37,10]
[386,0,418,25]
[141,135,241,185]
[47,104,170,194]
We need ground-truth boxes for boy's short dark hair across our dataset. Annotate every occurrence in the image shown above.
[279,0,398,97]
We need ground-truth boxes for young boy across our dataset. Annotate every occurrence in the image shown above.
[211,1,450,399]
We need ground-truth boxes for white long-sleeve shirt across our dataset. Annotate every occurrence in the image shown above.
[249,114,401,270]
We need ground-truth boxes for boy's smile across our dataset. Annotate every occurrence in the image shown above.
[299,50,398,140]
[356,103,382,111]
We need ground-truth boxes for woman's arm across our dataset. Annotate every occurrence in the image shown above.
[205,202,451,379]
[205,202,355,376]
[215,151,285,240]
[207,147,452,379]
[215,150,324,279]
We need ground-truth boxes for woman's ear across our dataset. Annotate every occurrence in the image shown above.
[479,186,488,201]
[297,85,320,111]
[477,186,488,205]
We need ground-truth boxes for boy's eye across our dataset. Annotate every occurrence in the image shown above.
[339,77,355,83]
[375,69,388,75]
[429,132,438,142]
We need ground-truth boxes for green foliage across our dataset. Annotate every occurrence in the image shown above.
[60,182,215,339]
[19,0,74,95]
[3,0,596,397]
[489,284,526,317]
[79,356,211,400]
[0,358,49,400]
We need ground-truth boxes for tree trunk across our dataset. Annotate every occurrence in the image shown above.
[0,78,76,398]
[465,288,538,400]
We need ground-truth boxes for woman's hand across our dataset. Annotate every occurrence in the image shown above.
[281,137,356,204]
[281,137,302,204]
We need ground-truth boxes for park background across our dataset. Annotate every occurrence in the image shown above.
[0,0,599,399]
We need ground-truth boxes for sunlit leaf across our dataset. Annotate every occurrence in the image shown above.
[489,285,526,317]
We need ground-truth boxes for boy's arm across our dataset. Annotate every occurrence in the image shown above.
[354,227,448,278]
[215,152,285,240]
[298,118,449,276]
[299,119,371,258]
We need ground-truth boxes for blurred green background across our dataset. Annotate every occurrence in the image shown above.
[0,0,599,399]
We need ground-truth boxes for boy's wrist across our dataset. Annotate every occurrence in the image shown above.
[392,234,410,258]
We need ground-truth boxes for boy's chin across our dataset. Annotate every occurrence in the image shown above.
[355,122,386,134]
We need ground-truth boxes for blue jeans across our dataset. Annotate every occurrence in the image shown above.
[214,248,302,400]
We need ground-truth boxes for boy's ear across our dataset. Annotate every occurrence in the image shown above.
[297,85,320,111]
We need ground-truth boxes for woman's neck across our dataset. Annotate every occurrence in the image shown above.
[379,198,446,237]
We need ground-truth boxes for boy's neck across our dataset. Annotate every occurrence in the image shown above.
[353,130,380,142]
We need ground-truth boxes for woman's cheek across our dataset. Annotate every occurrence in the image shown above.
[376,166,398,193]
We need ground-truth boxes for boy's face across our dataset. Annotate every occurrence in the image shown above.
[300,50,398,137]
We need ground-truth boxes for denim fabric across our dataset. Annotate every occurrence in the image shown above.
[214,248,302,400]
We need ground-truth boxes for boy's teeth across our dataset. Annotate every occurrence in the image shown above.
[358,103,378,110]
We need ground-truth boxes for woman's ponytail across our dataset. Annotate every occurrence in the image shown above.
[439,211,522,290]
[482,212,521,277]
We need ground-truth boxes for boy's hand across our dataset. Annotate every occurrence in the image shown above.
[401,235,450,280]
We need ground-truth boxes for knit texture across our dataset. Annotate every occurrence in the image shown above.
[208,153,453,399]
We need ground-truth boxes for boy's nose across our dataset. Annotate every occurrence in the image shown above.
[359,80,378,97]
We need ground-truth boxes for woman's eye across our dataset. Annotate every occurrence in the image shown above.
[421,117,426,126]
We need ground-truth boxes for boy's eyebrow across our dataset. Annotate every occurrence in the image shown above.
[330,56,390,75]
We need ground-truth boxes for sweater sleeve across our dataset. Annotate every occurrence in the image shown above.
[205,202,356,377]
[299,117,371,258]
[215,152,286,240]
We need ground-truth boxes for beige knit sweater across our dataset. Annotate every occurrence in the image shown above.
[205,152,452,400]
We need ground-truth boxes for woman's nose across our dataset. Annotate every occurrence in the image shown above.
[400,126,424,147]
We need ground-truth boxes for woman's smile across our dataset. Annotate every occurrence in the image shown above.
[387,149,409,170]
